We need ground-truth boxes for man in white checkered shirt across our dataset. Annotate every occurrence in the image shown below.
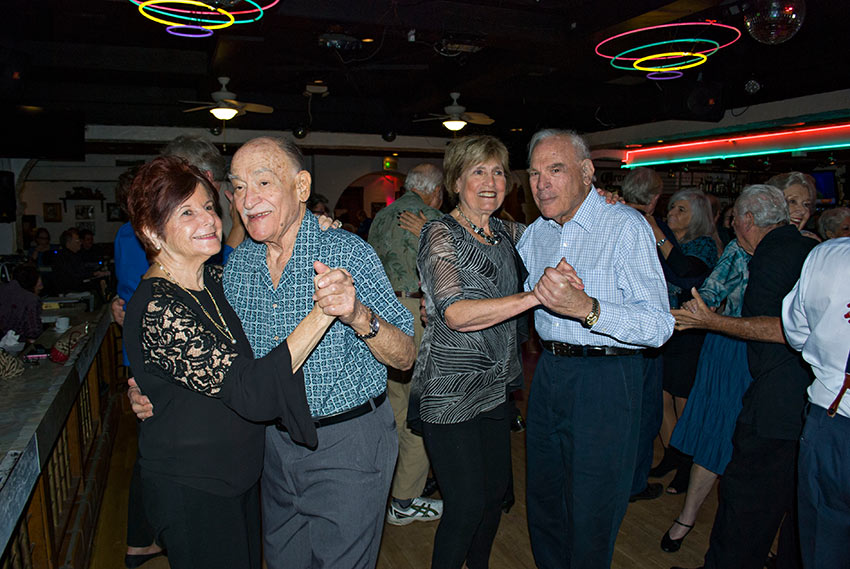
[518,129,674,569]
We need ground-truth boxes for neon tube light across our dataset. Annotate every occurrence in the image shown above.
[623,122,850,168]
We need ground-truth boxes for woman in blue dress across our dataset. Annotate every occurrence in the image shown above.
[660,237,752,552]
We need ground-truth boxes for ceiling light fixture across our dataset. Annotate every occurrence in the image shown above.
[137,0,234,30]
[210,105,238,120]
[130,0,274,23]
[442,119,467,131]
[596,21,740,80]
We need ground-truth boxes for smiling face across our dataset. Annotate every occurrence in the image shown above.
[230,140,311,246]
[455,159,506,217]
[783,183,812,230]
[667,199,693,238]
[154,184,222,264]
[528,135,594,225]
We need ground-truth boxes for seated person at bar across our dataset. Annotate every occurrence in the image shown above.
[27,228,55,267]
[123,155,350,569]
[817,206,850,240]
[0,263,44,342]
[51,228,110,294]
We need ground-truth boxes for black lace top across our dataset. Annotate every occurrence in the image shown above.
[125,265,317,497]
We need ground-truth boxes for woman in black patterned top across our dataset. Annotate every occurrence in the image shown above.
[409,136,544,569]
[123,156,350,569]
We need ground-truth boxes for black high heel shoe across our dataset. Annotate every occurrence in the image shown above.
[649,447,679,478]
[660,519,694,553]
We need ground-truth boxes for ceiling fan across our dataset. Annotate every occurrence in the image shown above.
[414,92,495,131]
[181,77,274,121]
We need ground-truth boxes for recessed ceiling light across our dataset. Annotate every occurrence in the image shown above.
[314,79,324,84]
[361,37,374,43]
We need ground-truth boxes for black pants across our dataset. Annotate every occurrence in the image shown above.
[423,406,511,569]
[141,471,262,569]
[704,421,802,569]
[126,457,155,548]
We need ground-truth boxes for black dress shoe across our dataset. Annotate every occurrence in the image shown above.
[422,477,440,497]
[125,550,165,569]
[629,482,663,502]
[511,413,526,433]
[660,519,694,553]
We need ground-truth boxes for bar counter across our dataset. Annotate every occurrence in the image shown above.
[0,305,122,568]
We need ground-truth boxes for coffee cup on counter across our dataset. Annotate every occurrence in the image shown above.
[55,316,70,333]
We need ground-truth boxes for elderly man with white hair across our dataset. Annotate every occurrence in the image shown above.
[672,184,817,569]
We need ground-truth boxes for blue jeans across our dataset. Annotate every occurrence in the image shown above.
[526,351,643,569]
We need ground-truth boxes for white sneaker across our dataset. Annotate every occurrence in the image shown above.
[386,496,443,526]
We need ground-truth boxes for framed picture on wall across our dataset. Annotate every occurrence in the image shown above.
[106,202,126,222]
[43,202,62,222]
[75,204,94,220]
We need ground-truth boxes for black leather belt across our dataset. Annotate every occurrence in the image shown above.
[541,340,639,357]
[395,290,423,299]
[314,391,387,428]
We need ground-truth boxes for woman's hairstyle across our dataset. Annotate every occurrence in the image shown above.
[817,206,850,239]
[765,172,817,212]
[160,135,227,182]
[127,155,219,259]
[734,184,791,227]
[443,135,510,205]
[13,263,40,293]
[622,167,663,206]
[667,187,714,243]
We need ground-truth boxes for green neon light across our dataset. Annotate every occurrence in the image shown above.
[621,142,850,169]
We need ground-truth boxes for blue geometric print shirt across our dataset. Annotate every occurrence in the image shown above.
[223,212,413,417]
[517,188,674,348]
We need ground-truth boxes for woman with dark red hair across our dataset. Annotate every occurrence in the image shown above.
[122,155,345,569]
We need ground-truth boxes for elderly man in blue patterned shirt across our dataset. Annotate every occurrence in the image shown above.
[225,137,415,569]
[518,129,674,569]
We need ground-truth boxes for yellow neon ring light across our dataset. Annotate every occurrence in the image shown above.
[138,0,235,30]
[633,51,707,72]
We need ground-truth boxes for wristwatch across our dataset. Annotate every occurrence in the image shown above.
[355,309,380,340]
[584,297,600,328]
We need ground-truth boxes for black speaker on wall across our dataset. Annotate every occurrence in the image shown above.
[0,171,15,223]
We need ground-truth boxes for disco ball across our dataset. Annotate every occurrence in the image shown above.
[743,0,806,45]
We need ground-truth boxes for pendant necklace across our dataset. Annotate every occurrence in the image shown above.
[456,206,501,245]
[157,263,237,345]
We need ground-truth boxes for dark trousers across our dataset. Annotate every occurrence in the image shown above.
[798,405,850,569]
[141,472,261,569]
[126,422,155,548]
[704,421,801,569]
[631,349,663,494]
[526,352,643,569]
[423,406,511,569]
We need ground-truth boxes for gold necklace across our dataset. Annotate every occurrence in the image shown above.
[157,263,237,345]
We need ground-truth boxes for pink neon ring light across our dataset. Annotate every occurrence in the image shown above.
[129,0,278,16]
[595,22,741,61]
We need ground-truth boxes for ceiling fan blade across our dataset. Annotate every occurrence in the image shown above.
[462,112,495,125]
[183,105,214,113]
[241,102,274,114]
[412,115,447,123]
[179,100,216,106]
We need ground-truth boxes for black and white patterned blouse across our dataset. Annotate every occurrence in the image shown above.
[410,214,526,425]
